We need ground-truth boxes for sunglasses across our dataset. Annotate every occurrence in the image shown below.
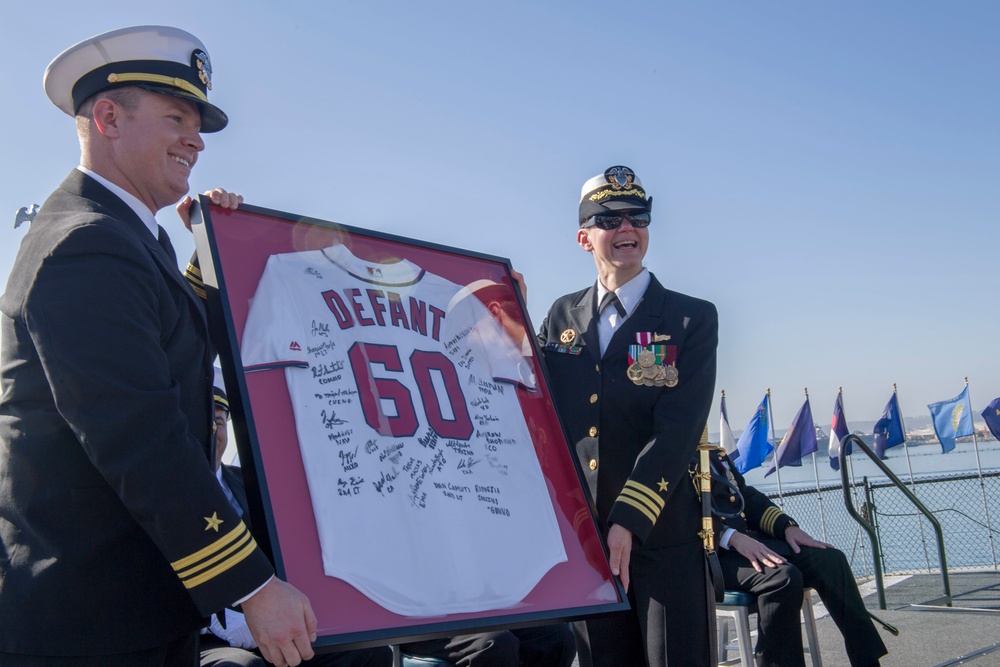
[581,212,652,230]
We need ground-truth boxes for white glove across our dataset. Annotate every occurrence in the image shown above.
[209,608,258,650]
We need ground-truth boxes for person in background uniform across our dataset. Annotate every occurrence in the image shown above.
[0,26,314,667]
[202,382,392,667]
[537,165,718,666]
[707,446,888,667]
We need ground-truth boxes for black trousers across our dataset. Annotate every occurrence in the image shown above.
[720,544,887,667]
[573,540,713,667]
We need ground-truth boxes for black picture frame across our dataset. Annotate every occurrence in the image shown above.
[191,199,627,650]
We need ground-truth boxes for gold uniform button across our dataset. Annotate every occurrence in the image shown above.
[589,394,598,403]
[595,364,600,373]
[588,426,598,437]
[730,495,736,503]
[740,512,746,518]
[589,459,598,471]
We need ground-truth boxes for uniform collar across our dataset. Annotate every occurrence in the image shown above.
[77,165,158,238]
[596,267,650,317]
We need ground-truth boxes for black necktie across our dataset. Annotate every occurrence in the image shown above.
[599,291,626,318]
[156,225,178,264]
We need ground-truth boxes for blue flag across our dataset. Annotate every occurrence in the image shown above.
[982,397,1000,442]
[828,392,852,471]
[765,396,818,477]
[734,394,772,474]
[928,386,974,454]
[873,392,905,459]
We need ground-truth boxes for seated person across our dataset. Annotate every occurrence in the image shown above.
[398,625,575,667]
[203,381,392,667]
[705,445,887,667]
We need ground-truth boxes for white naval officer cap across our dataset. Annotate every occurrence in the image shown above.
[44,25,228,132]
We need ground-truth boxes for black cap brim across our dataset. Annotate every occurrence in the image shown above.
[136,83,228,132]
[579,196,653,224]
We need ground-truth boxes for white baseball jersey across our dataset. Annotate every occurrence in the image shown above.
[241,244,566,616]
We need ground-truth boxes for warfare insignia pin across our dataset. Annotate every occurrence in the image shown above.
[560,329,577,344]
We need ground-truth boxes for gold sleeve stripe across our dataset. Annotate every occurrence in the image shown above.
[171,521,250,571]
[188,282,207,300]
[623,480,665,510]
[180,538,258,589]
[760,506,785,535]
[617,495,658,524]
[175,528,253,581]
[619,487,662,519]
[184,265,207,299]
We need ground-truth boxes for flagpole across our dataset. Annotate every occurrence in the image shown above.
[845,391,868,560]
[841,388,861,492]
[806,388,828,542]
[895,383,932,572]
[840,389,871,575]
[965,377,998,569]
[768,388,784,506]
[841,388,858,490]
[896,384,918,490]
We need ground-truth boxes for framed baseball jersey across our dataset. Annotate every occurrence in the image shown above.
[190,201,626,650]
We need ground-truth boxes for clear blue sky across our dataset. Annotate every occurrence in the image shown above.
[2,1,997,436]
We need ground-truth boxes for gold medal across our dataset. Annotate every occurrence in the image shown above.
[627,363,644,384]
[664,364,679,388]
[560,329,576,344]
[637,349,656,368]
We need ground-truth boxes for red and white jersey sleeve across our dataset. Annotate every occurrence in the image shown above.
[241,245,566,616]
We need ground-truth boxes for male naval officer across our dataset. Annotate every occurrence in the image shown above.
[538,166,718,666]
[0,26,315,666]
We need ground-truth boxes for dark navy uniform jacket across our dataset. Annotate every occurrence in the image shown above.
[538,274,717,547]
[708,446,798,550]
[0,171,273,655]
